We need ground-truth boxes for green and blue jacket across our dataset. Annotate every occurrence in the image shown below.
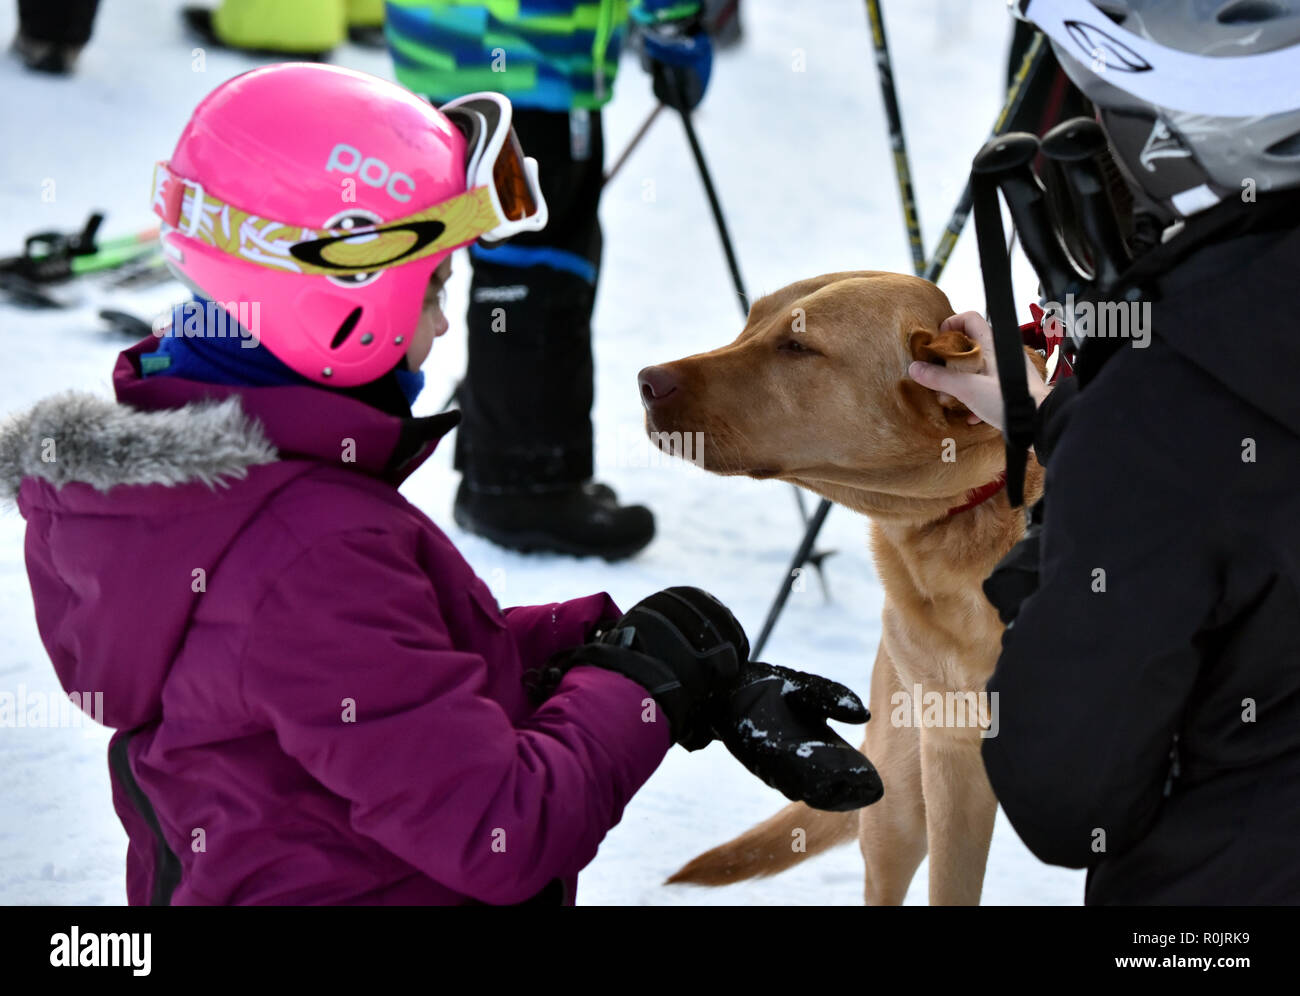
[384,0,698,110]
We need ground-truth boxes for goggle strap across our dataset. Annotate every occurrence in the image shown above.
[150,161,501,277]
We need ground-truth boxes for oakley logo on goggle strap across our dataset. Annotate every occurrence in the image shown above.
[289,220,448,270]
[326,143,416,203]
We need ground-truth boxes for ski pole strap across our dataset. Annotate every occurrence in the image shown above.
[972,170,1037,508]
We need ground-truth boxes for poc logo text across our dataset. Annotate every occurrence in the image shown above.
[326,143,415,203]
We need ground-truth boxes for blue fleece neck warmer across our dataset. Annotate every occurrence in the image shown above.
[142,297,426,407]
[393,367,426,408]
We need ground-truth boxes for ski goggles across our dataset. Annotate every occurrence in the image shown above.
[440,91,548,242]
[150,93,548,278]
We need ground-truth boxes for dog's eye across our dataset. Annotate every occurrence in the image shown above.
[778,339,818,355]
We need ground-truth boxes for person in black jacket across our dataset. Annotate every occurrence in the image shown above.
[909,0,1300,905]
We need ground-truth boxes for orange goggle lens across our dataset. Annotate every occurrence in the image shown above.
[493,130,537,223]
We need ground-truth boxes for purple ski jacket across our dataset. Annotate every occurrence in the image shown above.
[2,340,671,905]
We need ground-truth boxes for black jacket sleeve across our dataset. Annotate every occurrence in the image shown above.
[1031,375,1079,465]
[982,343,1223,868]
[981,377,1080,626]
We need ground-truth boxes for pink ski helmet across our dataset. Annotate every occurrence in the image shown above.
[153,63,547,386]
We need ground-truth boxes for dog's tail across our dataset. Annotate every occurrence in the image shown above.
[666,802,858,886]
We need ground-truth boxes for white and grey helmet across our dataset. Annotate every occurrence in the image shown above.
[1016,0,1300,220]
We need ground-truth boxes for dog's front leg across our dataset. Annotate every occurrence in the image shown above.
[918,724,997,906]
[858,645,928,905]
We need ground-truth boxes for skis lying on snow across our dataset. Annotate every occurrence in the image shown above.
[0,212,170,309]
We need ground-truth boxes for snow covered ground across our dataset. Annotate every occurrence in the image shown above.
[0,0,1082,905]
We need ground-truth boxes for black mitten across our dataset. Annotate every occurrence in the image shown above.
[711,662,883,812]
[533,587,747,749]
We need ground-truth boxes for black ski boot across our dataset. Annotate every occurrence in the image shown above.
[13,0,99,74]
[454,481,655,561]
[12,31,83,74]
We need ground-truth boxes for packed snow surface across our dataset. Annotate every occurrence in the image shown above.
[0,0,1081,905]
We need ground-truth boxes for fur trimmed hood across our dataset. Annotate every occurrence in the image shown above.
[0,392,278,504]
[8,391,302,733]
[11,354,459,735]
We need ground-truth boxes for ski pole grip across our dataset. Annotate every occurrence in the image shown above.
[972,133,1087,304]
[1040,117,1132,290]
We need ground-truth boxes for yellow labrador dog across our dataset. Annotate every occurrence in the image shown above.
[639,271,1043,905]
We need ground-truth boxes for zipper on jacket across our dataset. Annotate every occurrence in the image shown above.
[1162,732,1182,797]
[109,730,183,905]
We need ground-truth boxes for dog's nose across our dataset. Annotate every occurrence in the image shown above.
[638,365,680,407]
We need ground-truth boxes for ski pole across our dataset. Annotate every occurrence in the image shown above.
[790,487,833,600]
[752,499,832,657]
[924,32,1048,282]
[752,30,1053,658]
[755,0,925,657]
[666,72,835,596]
[1039,116,1133,288]
[866,0,925,275]
[707,0,742,36]
[674,103,750,313]
[604,103,665,185]
[676,99,835,569]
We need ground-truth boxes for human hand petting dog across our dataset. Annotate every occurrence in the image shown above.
[908,311,1050,430]
[541,587,882,812]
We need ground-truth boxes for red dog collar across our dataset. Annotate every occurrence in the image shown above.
[946,472,1008,518]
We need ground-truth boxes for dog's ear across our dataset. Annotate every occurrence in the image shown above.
[908,328,981,372]
[906,328,981,413]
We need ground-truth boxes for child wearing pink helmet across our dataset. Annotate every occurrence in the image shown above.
[1,63,880,905]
